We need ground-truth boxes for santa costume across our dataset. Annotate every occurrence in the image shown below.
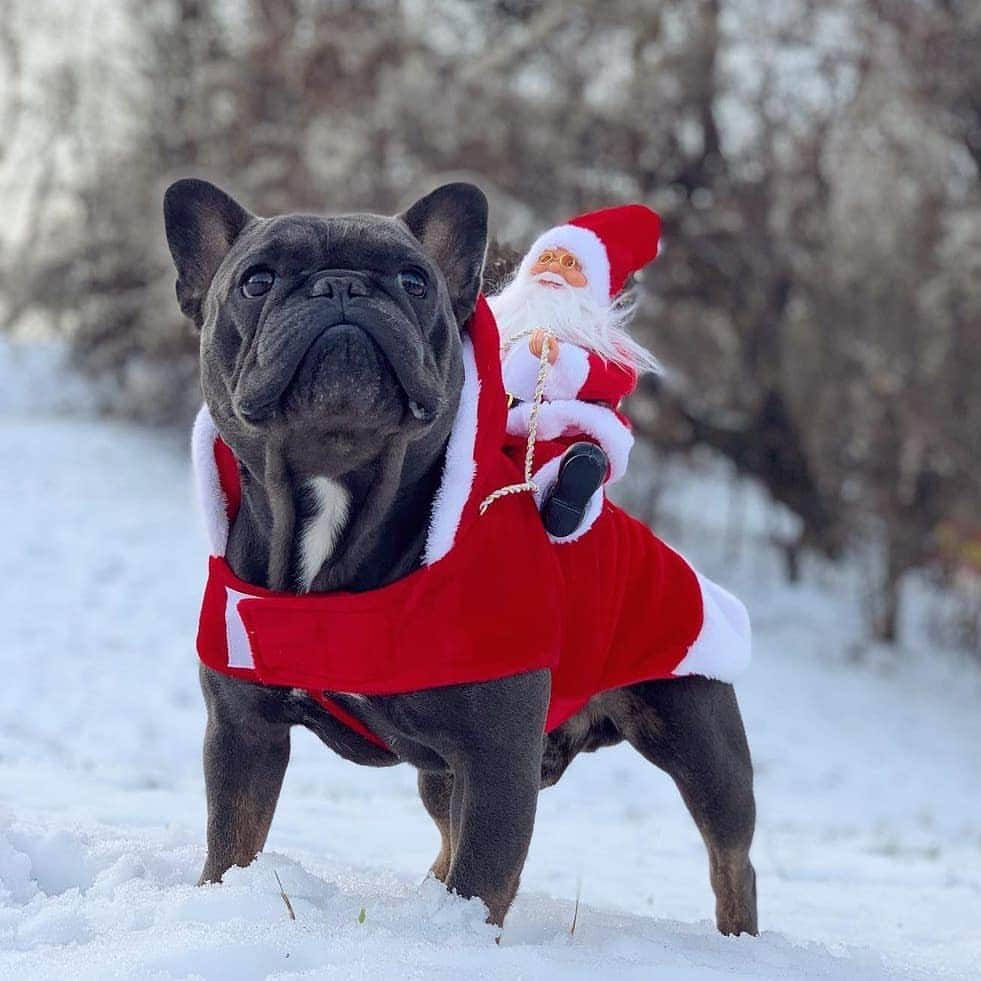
[490,205,662,541]
[193,293,751,753]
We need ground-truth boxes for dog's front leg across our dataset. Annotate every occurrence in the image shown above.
[431,670,549,927]
[444,743,542,926]
[198,667,291,885]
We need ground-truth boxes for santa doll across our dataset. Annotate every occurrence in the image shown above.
[487,205,662,541]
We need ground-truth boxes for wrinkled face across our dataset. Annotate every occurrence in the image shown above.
[164,180,487,479]
[203,214,455,462]
[529,247,587,289]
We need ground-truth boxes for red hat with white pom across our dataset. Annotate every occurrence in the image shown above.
[517,204,662,306]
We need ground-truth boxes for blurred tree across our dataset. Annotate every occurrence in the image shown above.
[4,0,978,645]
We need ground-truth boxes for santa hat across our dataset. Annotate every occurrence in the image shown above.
[517,204,661,307]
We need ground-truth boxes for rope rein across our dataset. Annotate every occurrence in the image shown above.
[479,329,555,516]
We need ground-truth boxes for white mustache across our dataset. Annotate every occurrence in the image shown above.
[533,272,568,287]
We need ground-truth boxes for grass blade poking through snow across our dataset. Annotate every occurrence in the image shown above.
[274,870,296,921]
[570,874,582,936]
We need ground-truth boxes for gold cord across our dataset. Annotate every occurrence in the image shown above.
[479,329,555,515]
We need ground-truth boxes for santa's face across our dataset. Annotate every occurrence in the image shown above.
[489,254,611,353]
[488,227,659,373]
[529,247,588,289]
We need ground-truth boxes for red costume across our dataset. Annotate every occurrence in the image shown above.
[193,296,751,751]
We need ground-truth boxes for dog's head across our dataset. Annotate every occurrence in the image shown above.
[164,179,488,480]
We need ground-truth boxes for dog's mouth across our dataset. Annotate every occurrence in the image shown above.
[233,321,440,429]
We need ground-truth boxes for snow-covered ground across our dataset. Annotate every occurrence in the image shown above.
[1,338,979,979]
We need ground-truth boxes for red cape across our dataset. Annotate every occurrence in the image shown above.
[193,297,751,749]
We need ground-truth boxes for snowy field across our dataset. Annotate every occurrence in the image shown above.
[1,338,979,979]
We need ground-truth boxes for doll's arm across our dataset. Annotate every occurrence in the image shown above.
[503,340,592,401]
[576,352,637,406]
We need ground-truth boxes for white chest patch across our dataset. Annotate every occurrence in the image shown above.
[299,476,350,592]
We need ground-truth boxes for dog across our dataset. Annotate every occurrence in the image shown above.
[163,178,758,935]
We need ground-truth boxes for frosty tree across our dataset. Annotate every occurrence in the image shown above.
[2,0,978,647]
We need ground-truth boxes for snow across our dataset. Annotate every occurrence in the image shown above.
[1,340,978,979]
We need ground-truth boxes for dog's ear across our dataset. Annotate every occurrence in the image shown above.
[163,179,254,327]
[399,182,488,325]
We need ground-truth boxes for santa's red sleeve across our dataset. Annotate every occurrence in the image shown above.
[577,352,637,405]
[503,342,637,406]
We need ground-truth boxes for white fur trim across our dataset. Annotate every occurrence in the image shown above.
[192,405,229,556]
[501,343,543,402]
[225,587,256,668]
[423,337,479,565]
[506,399,634,483]
[299,476,350,592]
[674,572,752,682]
[518,224,611,306]
[544,343,590,399]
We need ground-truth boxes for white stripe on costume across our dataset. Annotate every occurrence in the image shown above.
[224,587,255,669]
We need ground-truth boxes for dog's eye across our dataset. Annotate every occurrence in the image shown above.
[241,268,275,298]
[399,270,427,298]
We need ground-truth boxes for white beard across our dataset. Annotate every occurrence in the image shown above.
[487,273,659,373]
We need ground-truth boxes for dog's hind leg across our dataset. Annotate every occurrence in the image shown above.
[610,676,758,936]
[198,667,292,885]
[418,770,454,882]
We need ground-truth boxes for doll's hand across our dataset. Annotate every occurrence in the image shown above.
[529,329,560,363]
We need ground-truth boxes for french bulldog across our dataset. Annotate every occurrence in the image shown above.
[163,178,757,934]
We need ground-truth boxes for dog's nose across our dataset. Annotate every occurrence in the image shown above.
[310,272,370,300]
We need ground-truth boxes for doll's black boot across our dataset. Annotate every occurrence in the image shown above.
[542,442,609,538]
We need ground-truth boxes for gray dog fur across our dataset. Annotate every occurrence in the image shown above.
[163,178,758,933]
